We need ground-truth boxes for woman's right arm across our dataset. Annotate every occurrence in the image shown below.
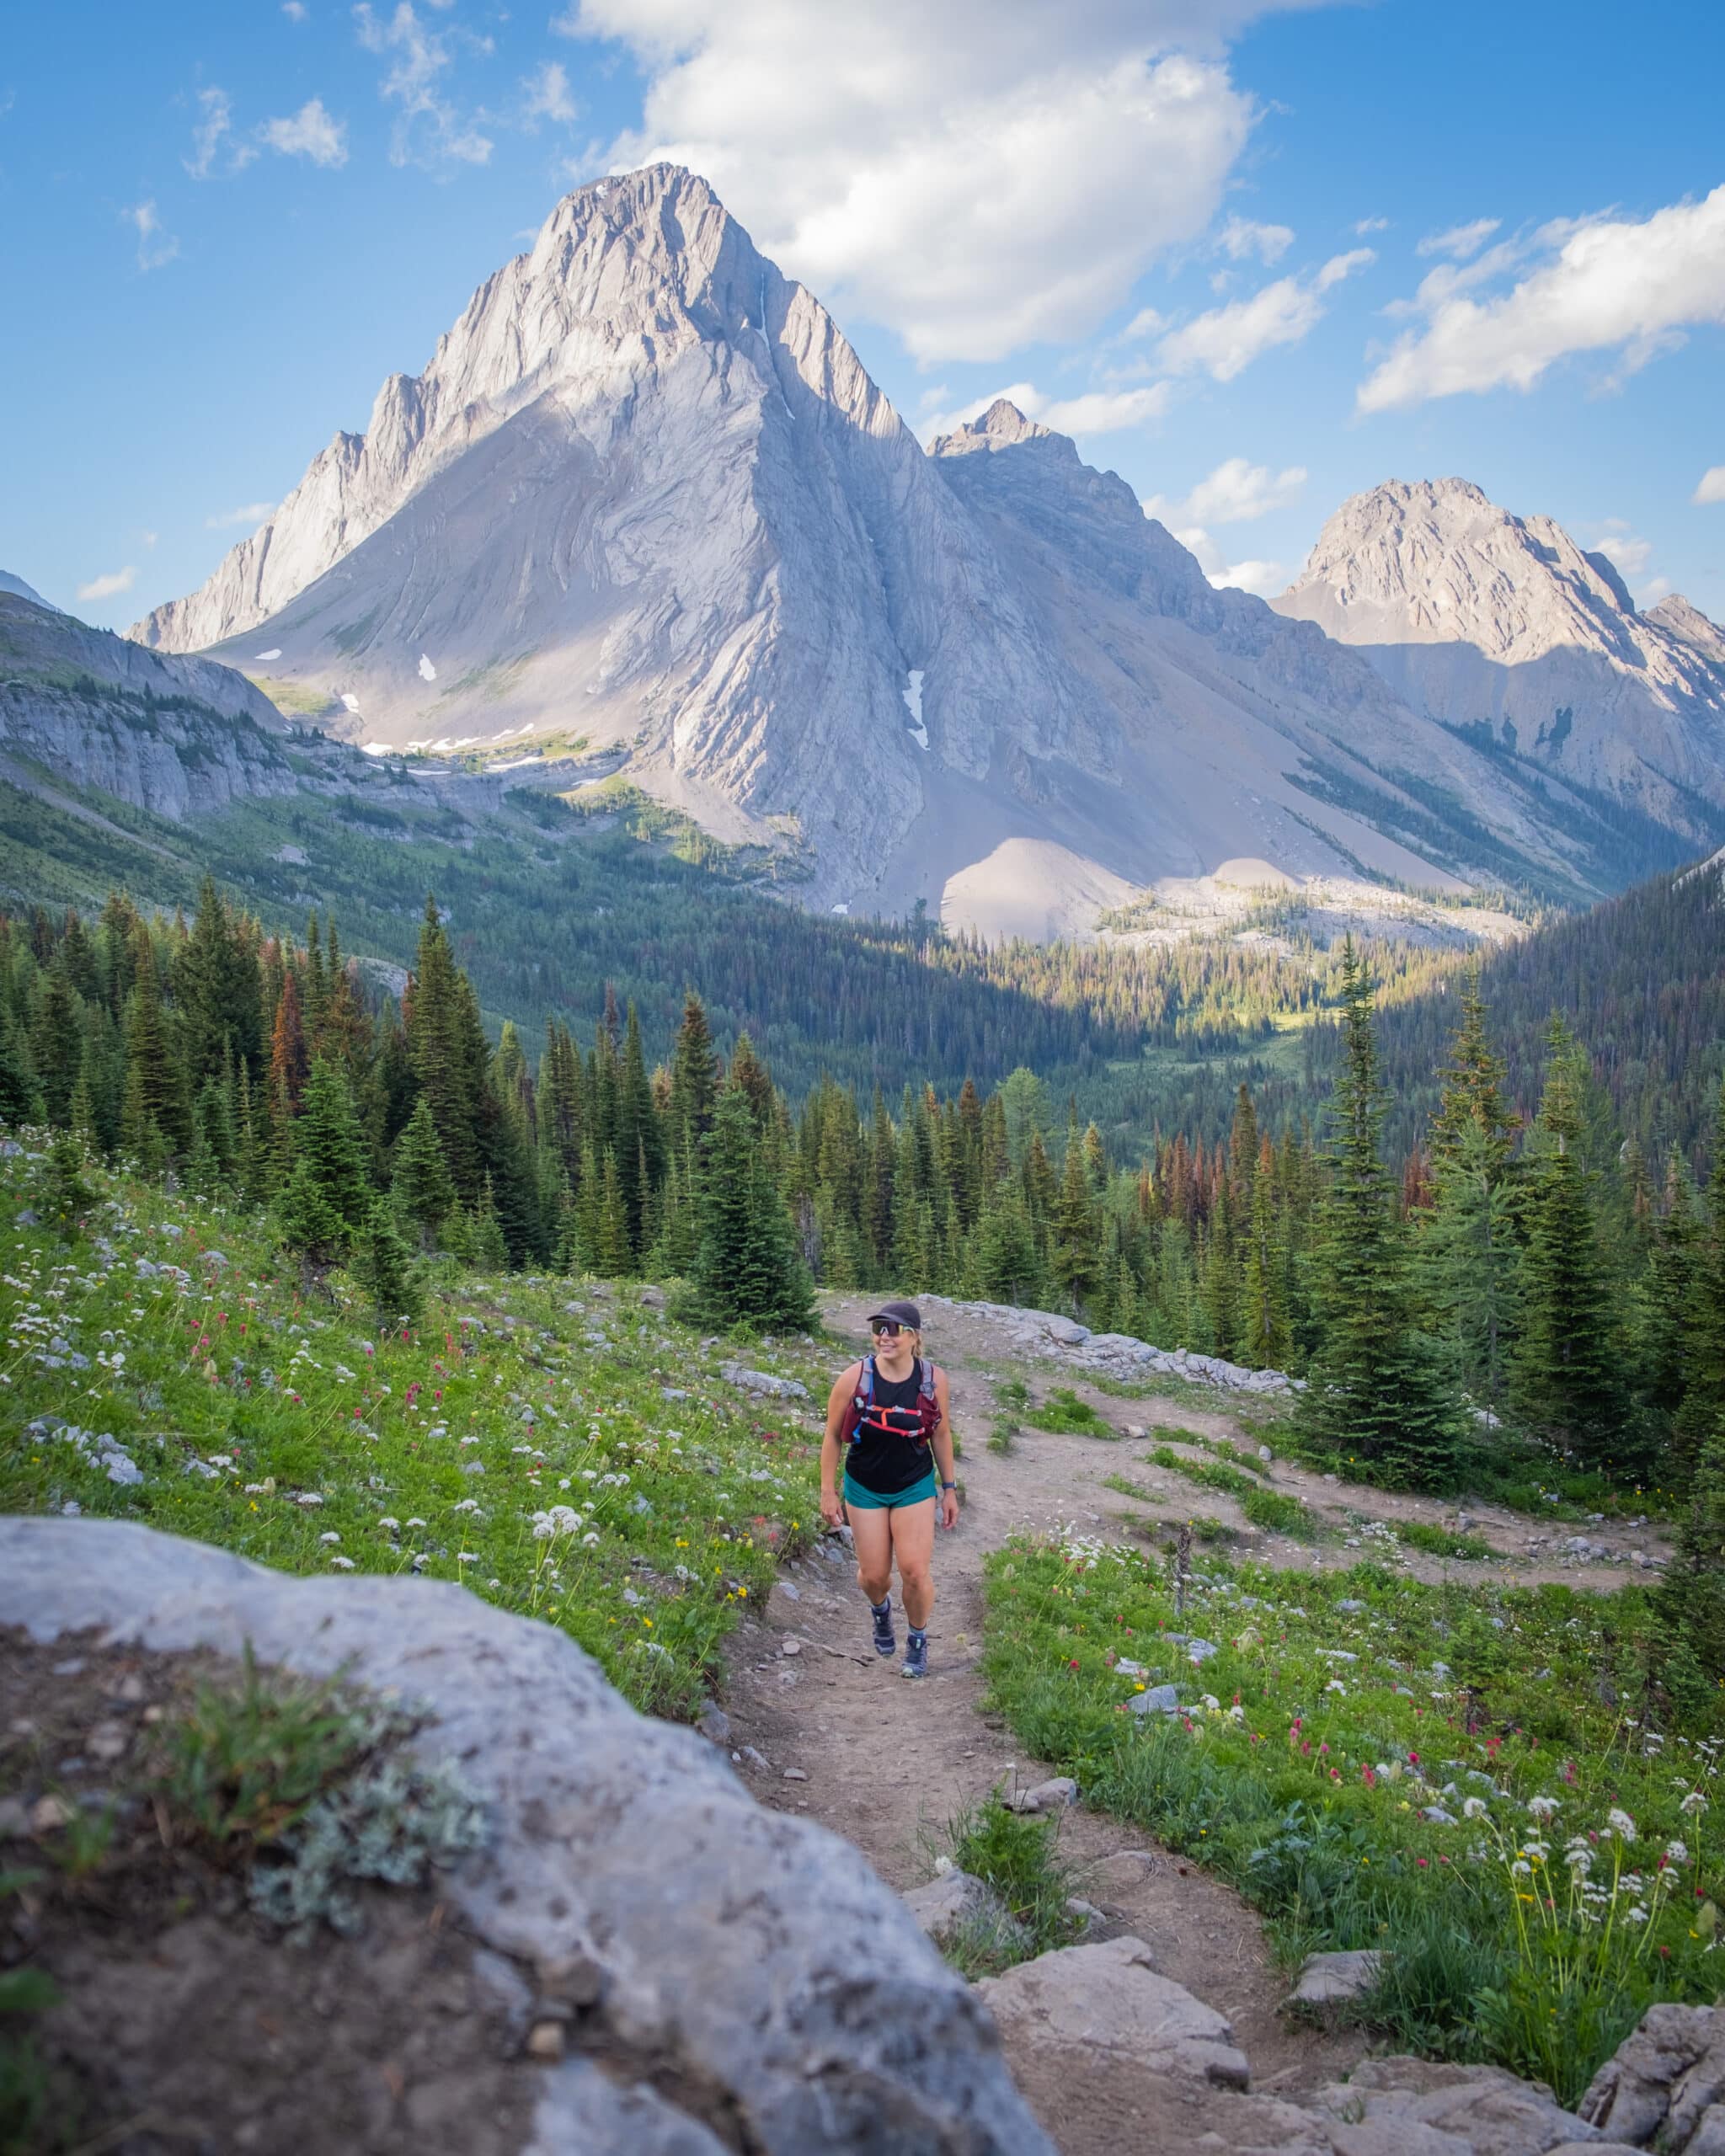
[820,1364,859,1529]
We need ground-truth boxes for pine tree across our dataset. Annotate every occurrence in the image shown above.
[1418,1115,1522,1409]
[1239,1143,1289,1369]
[669,990,718,1148]
[351,1198,423,1327]
[120,933,191,1164]
[275,1058,373,1257]
[0,991,38,1123]
[1297,941,1461,1487]
[1050,1122,1102,1312]
[406,896,483,1196]
[1651,1415,1725,1721]
[30,964,81,1127]
[1509,1022,1627,1470]
[691,1086,814,1328]
[390,1096,457,1249]
[466,1175,509,1271]
[1676,1079,1725,1486]
[975,1185,1044,1305]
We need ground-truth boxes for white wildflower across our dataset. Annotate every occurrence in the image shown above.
[457,1553,478,1565]
[329,1555,355,1571]
[581,1532,601,1547]
[1463,1796,1490,1820]
[1667,1840,1689,1864]
[1681,1790,1710,1815]
[318,1530,340,1545]
[451,1497,482,1514]
[406,1516,427,1529]
[1511,1859,1532,1877]
[1527,1796,1560,1820]
[1607,1807,1637,1843]
[377,1516,400,1530]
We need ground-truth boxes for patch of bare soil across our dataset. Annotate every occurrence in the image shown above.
[0,1629,543,2156]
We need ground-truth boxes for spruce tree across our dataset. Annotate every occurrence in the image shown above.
[669,990,718,1149]
[691,1086,814,1329]
[0,988,40,1124]
[120,936,191,1163]
[391,1097,457,1249]
[1651,1415,1725,1721]
[30,965,81,1128]
[1509,1022,1626,1470]
[1050,1126,1101,1311]
[275,1059,372,1257]
[1297,941,1461,1487]
[351,1198,423,1327]
[1675,1079,1725,1486]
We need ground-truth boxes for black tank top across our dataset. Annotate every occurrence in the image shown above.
[847,1361,938,1496]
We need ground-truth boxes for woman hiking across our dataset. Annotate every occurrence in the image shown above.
[820,1300,959,1680]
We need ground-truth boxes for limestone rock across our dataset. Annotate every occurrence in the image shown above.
[1581,2002,1725,2151]
[1316,2056,1605,2156]
[720,1364,809,1401]
[0,1517,1050,2156]
[901,1869,1013,1946]
[1007,1777,1077,1816]
[975,1935,1250,2089]
[1288,1949,1386,2008]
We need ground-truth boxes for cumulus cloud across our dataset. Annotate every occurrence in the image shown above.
[560,0,1318,362]
[355,1,494,168]
[1416,216,1500,260]
[1168,523,1284,594]
[1354,215,1388,235]
[283,1,308,17]
[76,566,137,602]
[124,200,179,272]
[205,501,277,530]
[1153,248,1371,380]
[261,97,349,165]
[522,59,577,125]
[1145,456,1306,526]
[1218,214,1294,264]
[919,378,1171,444]
[184,87,257,179]
[1359,184,1725,413]
[1696,466,1725,504]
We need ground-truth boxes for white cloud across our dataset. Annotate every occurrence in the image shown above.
[140,530,158,548]
[1171,524,1284,594]
[1145,456,1306,526]
[355,2,494,168]
[76,566,136,602]
[1218,214,1293,264]
[560,1,1317,363]
[1354,216,1388,235]
[1153,248,1370,380]
[124,200,179,272]
[1593,530,1653,578]
[205,501,277,530]
[1416,216,1500,260]
[1696,465,1725,504]
[184,87,257,180]
[522,59,577,125]
[261,97,349,166]
[283,1,309,17]
[1359,184,1725,413]
[920,378,1171,444]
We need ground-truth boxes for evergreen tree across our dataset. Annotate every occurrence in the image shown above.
[0,991,37,1123]
[351,1198,423,1327]
[975,1185,1044,1305]
[275,1058,372,1257]
[1297,941,1461,1487]
[1419,1115,1522,1408]
[1651,1416,1725,1721]
[669,990,718,1148]
[691,1086,814,1328]
[1509,1022,1627,1469]
[1050,1126,1100,1310]
[29,965,81,1127]
[120,934,191,1163]
[390,1096,457,1249]
[1676,1079,1725,1485]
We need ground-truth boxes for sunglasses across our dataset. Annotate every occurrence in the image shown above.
[871,1321,905,1338]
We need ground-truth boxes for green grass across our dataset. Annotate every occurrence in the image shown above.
[986,1420,1019,1457]
[980,1529,1724,2105]
[1400,1520,1496,1561]
[1027,1388,1116,1438]
[1103,1474,1160,1507]
[1240,1486,1316,1539]
[0,1143,832,1721]
[1149,1443,1252,1499]
[938,1792,1083,1977]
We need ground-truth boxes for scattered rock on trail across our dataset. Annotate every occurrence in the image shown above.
[902,1868,1014,1945]
[1007,1776,1078,1815]
[1128,1684,1183,1716]
[0,1518,1051,2156]
[1288,1950,1386,2009]
[1580,2001,1725,2152]
[1313,2056,1620,2156]
[976,1935,1251,2091]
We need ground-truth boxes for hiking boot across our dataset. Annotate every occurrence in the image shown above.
[901,1629,928,1680]
[871,1598,896,1658]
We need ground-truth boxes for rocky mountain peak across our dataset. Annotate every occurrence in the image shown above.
[933,399,1056,455]
[0,569,51,609]
[1648,593,1725,667]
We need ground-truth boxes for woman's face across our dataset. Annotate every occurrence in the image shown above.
[873,1321,916,1358]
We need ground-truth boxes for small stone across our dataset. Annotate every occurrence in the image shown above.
[51,1657,85,1678]
[536,1955,603,2008]
[526,2020,566,2062]
[1128,1684,1182,1716]
[781,1638,802,1657]
[1011,1776,1078,1815]
[30,1796,74,1832]
[697,1702,731,1745]
[782,1767,809,1782]
[0,1797,29,1838]
[1289,1948,1386,2008]
[85,1721,129,1764]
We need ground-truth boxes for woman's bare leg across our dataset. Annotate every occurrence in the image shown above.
[846,1503,895,1607]
[889,1497,937,1630]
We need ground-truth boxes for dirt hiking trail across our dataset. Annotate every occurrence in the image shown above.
[714,1294,1675,2156]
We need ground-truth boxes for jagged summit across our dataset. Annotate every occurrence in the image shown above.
[1273,478,1725,841]
[1648,594,1725,668]
[0,570,51,609]
[122,171,1716,921]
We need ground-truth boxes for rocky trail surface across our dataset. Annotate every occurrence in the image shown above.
[715,1292,1677,2155]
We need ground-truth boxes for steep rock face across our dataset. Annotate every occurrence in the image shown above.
[0,590,295,820]
[1273,479,1725,841]
[1648,594,1725,669]
[130,171,1678,920]
[0,570,52,607]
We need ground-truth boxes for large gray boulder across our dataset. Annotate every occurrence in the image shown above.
[1312,2057,1613,2156]
[0,1518,1051,2155]
[1580,2003,1725,2153]
[975,1935,1250,2090]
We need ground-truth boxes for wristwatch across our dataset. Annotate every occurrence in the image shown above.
[941,1479,957,1490]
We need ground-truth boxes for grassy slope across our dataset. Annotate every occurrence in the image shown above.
[980,1529,1722,2104]
[0,1136,839,1721]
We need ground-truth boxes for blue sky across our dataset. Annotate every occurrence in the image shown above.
[3,0,1722,630]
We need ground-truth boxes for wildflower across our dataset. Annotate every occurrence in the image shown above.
[1607,1807,1637,1843]
[1463,1796,1490,1820]
[1527,1796,1560,1820]
[377,1516,400,1530]
[319,1530,341,1545]
[1668,1840,1690,1863]
[329,1555,355,1570]
[457,1553,479,1565]
[581,1532,600,1546]
[1682,1790,1710,1815]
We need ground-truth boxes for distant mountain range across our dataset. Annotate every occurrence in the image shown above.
[115,165,1722,927]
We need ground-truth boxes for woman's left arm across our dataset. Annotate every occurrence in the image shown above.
[932,1369,959,1531]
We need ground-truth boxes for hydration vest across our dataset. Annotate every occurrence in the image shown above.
[846,1354,941,1452]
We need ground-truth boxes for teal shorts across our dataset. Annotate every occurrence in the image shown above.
[844,1467,938,1512]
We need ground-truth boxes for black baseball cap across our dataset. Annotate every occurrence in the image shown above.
[868,1300,922,1331]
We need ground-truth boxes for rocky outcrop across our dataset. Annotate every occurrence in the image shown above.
[0,590,296,821]
[130,168,1622,921]
[1579,2003,1725,2154]
[919,1294,1300,1394]
[1648,595,1725,670]
[1274,480,1725,846]
[0,1516,1052,2154]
